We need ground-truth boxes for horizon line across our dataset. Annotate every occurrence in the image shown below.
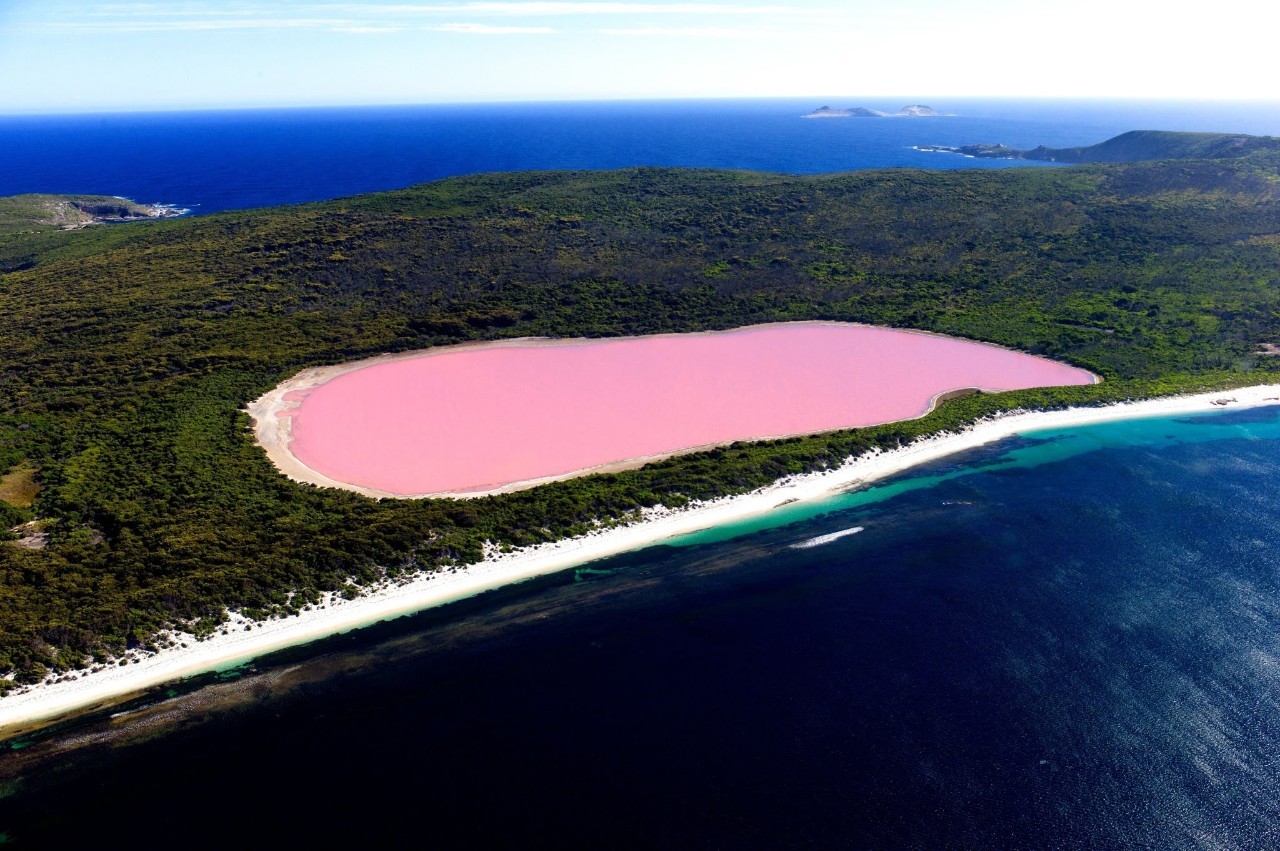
[5,93,1279,118]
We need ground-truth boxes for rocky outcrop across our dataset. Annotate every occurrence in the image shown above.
[897,105,940,116]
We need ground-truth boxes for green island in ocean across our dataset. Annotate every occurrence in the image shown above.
[2,129,1279,701]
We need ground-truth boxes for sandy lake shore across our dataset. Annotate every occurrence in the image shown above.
[3,383,1277,732]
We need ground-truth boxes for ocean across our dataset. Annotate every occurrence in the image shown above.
[4,99,1280,846]
[4,406,1280,846]
[3,98,1280,214]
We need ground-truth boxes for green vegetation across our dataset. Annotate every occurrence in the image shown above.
[1026,130,1280,163]
[932,130,1280,164]
[2,141,1280,683]
[0,194,174,236]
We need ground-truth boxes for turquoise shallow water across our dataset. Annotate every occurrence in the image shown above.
[674,404,1280,546]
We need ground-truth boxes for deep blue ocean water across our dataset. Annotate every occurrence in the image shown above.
[3,98,1279,213]
[4,99,1280,846]
[4,407,1280,847]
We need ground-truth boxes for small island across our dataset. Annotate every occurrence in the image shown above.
[916,143,1025,158]
[803,104,940,118]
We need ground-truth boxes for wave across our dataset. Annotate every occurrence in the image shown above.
[790,526,864,549]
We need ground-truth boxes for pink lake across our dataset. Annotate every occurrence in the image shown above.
[284,323,1095,496]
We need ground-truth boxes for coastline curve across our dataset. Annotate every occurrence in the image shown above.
[6,384,1279,733]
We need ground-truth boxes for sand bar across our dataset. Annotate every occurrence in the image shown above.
[4,383,1277,732]
[249,322,1096,498]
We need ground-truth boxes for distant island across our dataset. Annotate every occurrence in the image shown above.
[803,104,940,118]
[0,194,187,234]
[916,129,1280,163]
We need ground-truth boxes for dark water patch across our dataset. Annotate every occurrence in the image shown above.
[4,412,1280,846]
[10,98,1276,215]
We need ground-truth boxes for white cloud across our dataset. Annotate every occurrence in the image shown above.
[330,25,405,32]
[425,22,555,32]
[318,3,816,16]
[600,26,773,38]
[37,18,364,33]
[11,1,827,34]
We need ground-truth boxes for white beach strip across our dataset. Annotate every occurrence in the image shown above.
[3,383,1278,731]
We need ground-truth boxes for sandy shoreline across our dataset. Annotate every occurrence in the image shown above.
[246,321,1098,499]
[4,383,1276,732]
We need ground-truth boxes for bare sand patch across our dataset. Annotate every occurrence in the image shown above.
[0,462,39,508]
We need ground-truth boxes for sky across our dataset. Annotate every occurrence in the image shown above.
[1,0,1277,113]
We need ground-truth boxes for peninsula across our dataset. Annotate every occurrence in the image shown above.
[916,129,1280,162]
[0,194,186,234]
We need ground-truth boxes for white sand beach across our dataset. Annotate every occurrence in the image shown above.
[3,383,1277,731]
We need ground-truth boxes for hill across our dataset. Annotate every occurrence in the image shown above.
[2,140,1280,686]
[921,130,1280,163]
[1025,130,1280,163]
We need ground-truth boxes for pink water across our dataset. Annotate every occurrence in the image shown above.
[286,324,1095,496]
